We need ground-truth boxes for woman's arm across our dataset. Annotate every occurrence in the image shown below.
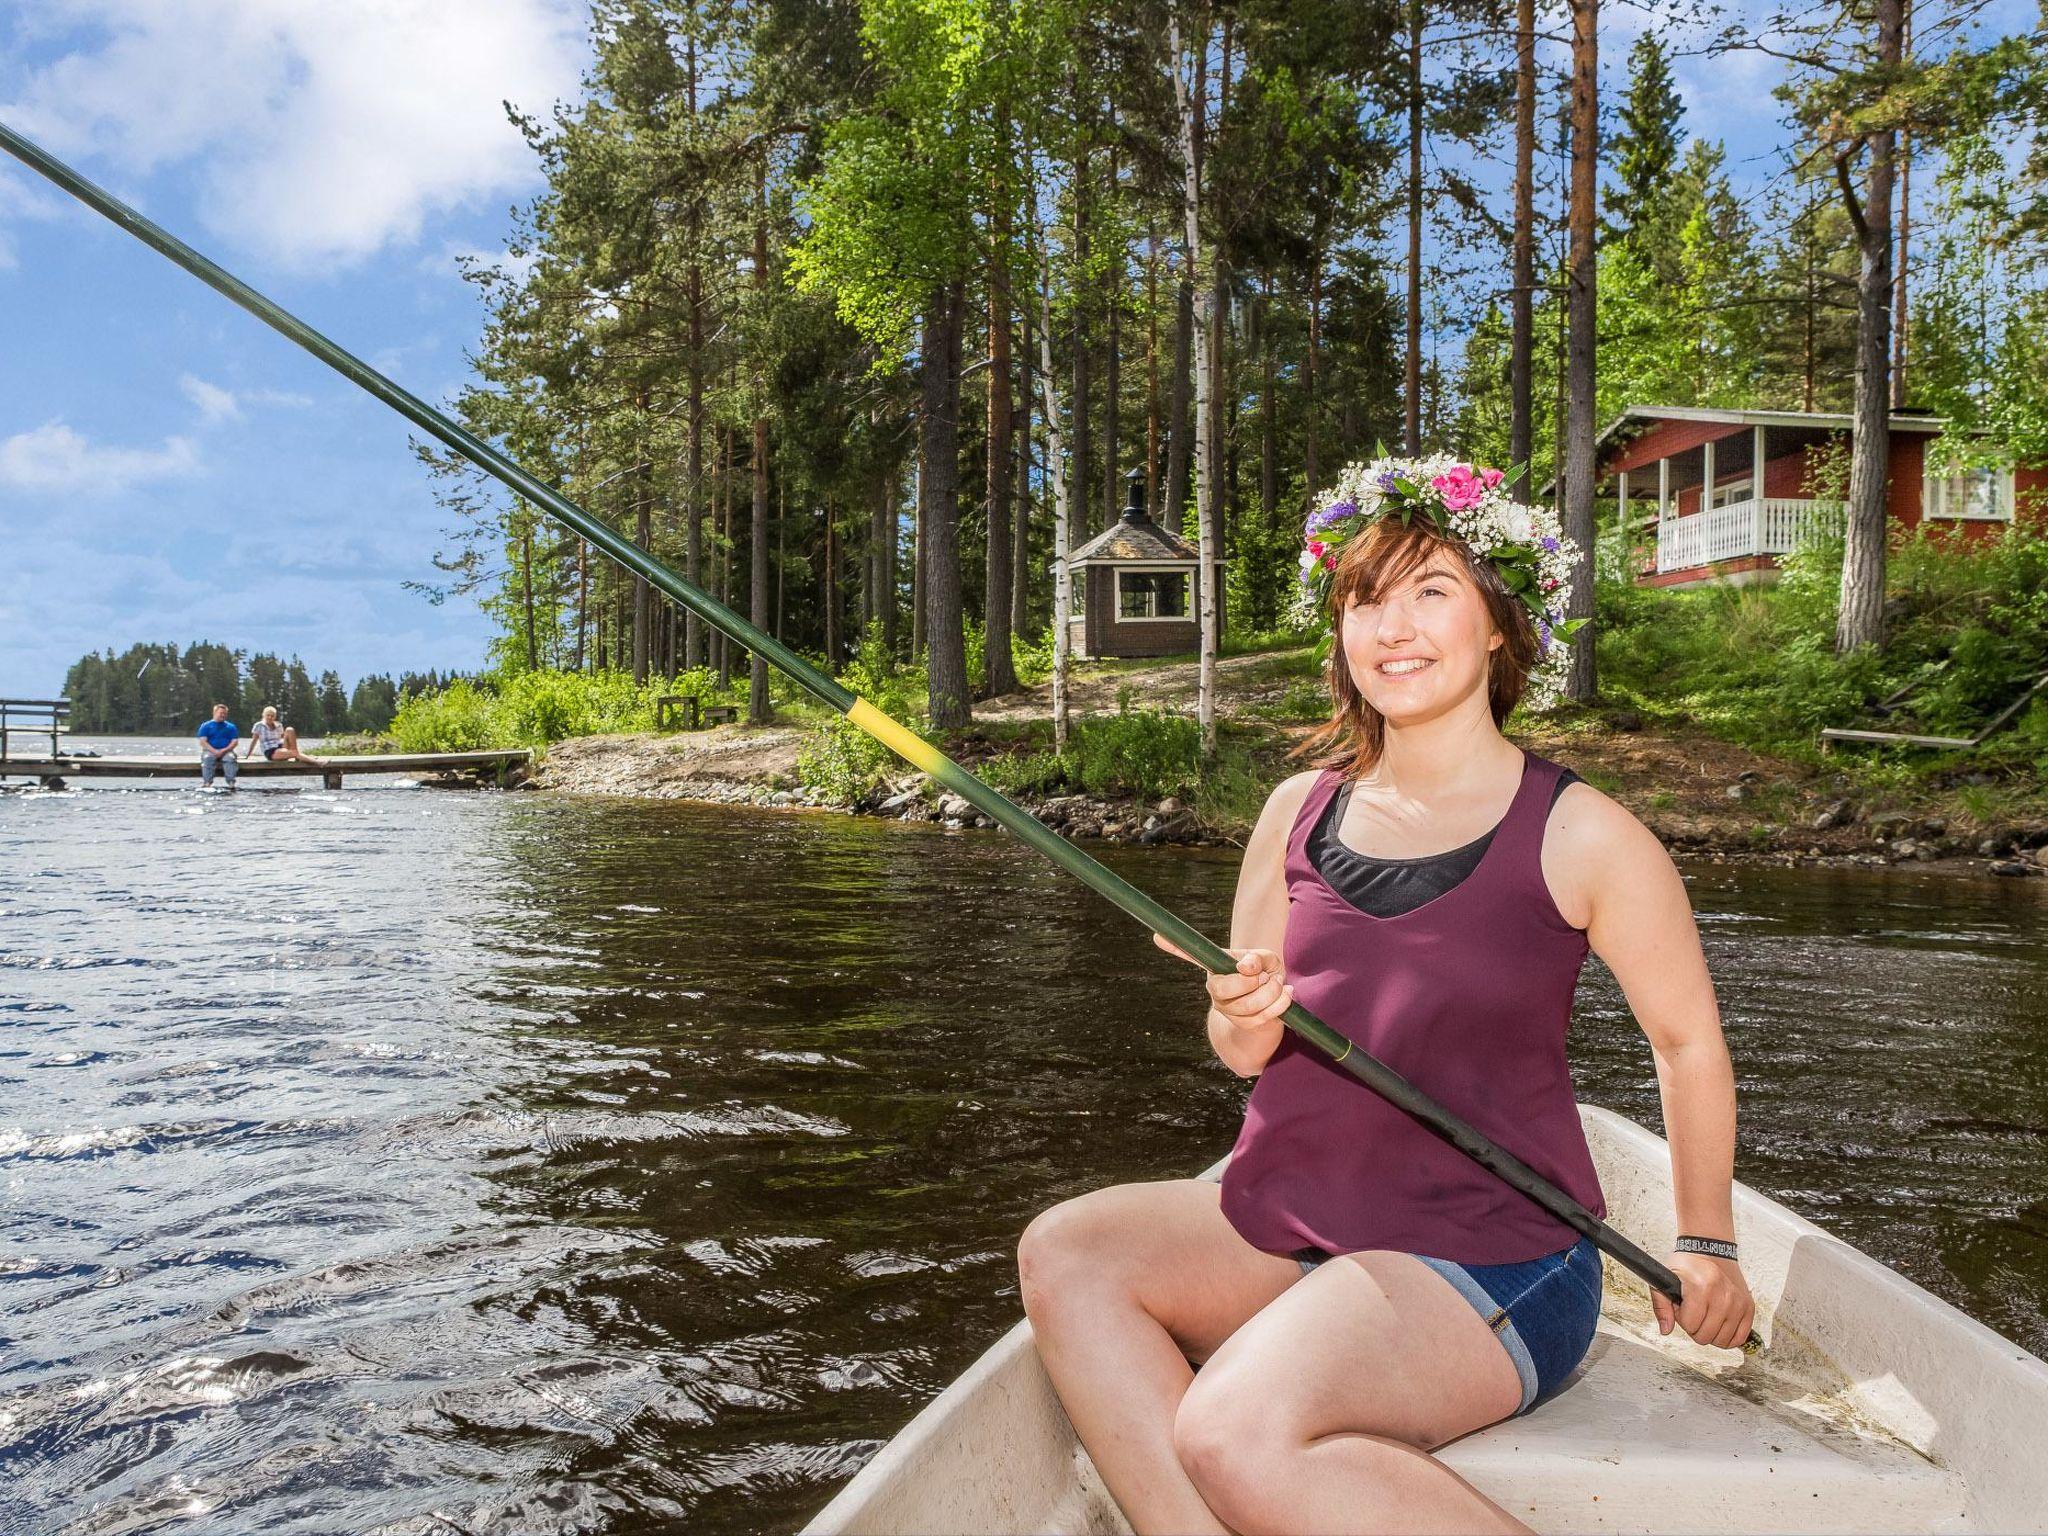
[1554,786,1755,1348]
[1154,770,1318,1077]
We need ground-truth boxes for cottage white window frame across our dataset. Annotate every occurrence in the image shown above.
[1707,477,1754,509]
[1923,463,2015,521]
[1115,566,1194,622]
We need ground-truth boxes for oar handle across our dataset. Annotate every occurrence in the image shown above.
[0,119,1727,1330]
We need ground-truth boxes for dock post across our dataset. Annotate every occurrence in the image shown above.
[323,769,343,790]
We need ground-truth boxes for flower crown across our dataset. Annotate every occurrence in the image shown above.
[1294,453,1588,712]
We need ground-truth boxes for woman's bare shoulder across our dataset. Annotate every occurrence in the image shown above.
[1242,769,1326,859]
[1544,776,1680,925]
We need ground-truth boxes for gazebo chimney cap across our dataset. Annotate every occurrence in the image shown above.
[1118,466,1149,526]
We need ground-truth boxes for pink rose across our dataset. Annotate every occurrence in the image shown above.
[1480,467,1505,489]
[1307,539,1327,558]
[1431,466,1485,511]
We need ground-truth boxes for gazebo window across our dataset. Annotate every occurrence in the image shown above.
[1924,464,2013,521]
[1118,570,1189,619]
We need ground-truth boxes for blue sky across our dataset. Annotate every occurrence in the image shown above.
[0,1,2031,699]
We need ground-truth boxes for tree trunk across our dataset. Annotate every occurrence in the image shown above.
[1305,250,1322,501]
[911,451,925,658]
[1509,0,1536,476]
[574,537,588,672]
[1012,299,1033,639]
[922,281,972,730]
[882,463,902,657]
[1260,272,1277,595]
[1166,277,1192,531]
[1562,0,1599,702]
[633,466,651,685]
[1102,145,1122,536]
[718,421,734,687]
[1892,1,1913,410]
[1404,0,1423,455]
[520,523,538,672]
[1036,230,1074,753]
[1837,0,1903,655]
[1145,226,1162,513]
[1173,10,1219,757]
[776,482,787,643]
[684,30,706,673]
[984,175,1018,696]
[825,499,840,665]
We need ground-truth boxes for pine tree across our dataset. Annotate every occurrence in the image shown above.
[1603,33,1684,260]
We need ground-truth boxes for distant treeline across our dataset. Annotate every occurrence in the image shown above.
[61,642,461,736]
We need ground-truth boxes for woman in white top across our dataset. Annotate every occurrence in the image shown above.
[241,705,322,766]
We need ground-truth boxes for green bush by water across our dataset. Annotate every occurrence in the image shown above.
[388,667,744,752]
[1594,519,2048,771]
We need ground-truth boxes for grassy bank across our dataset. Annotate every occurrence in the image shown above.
[386,522,2048,843]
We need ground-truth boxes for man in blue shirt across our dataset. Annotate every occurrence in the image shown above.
[196,704,238,787]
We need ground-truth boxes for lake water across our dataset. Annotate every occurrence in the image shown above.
[3,760,2045,1533]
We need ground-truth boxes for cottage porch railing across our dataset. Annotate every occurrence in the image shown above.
[1654,497,1842,575]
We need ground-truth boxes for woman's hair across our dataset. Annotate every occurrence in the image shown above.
[1292,517,1541,779]
[263,706,278,717]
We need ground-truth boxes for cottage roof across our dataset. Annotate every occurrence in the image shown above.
[1537,404,1956,496]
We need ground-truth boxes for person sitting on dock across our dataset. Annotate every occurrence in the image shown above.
[242,705,322,767]
[196,704,238,787]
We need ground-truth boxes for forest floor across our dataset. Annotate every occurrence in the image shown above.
[527,647,2048,883]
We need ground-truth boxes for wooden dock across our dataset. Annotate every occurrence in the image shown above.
[0,748,531,790]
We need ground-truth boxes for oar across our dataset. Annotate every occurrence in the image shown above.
[1,122,1699,1316]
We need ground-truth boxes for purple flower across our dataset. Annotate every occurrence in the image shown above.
[1306,501,1357,534]
[1540,535,1560,552]
[1537,615,1553,650]
[1376,470,1400,493]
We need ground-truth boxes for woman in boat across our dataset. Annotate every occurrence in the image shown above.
[1018,457,1755,1535]
[241,705,322,767]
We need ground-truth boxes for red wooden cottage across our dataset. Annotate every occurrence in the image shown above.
[1592,406,2043,588]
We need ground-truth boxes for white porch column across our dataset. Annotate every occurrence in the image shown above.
[1702,437,1716,510]
[1752,423,1767,499]
[1657,456,1670,519]
[1617,468,1629,529]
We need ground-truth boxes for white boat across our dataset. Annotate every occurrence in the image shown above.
[804,1105,2048,1535]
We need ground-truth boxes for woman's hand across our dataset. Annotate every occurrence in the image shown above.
[1652,1251,1755,1350]
[1152,934,1295,1033]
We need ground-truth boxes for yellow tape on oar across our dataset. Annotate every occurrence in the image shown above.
[846,698,948,778]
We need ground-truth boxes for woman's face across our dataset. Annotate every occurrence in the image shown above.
[1338,554,1501,725]
[264,708,277,721]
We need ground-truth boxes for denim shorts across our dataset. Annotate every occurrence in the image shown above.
[1294,1232,1603,1416]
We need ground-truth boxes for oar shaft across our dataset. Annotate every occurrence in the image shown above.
[0,121,1685,1309]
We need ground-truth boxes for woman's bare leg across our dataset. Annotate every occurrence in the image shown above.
[282,727,322,764]
[1018,1179,1299,1535]
[1173,1250,1535,1535]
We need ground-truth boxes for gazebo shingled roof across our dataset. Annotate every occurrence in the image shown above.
[1065,510,1200,565]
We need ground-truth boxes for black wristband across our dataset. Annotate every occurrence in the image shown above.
[1674,1234,1738,1261]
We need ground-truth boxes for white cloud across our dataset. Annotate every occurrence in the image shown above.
[0,420,201,495]
[2,0,586,270]
[179,373,242,423]
[177,373,315,423]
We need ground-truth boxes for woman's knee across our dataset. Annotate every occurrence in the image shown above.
[1017,1190,1127,1320]
[1172,1371,1294,1531]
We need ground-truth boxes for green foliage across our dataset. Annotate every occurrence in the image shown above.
[793,629,932,801]
[386,668,741,753]
[1595,521,2048,771]
[62,642,400,736]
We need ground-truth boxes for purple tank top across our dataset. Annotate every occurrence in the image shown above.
[1218,746,1607,1264]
